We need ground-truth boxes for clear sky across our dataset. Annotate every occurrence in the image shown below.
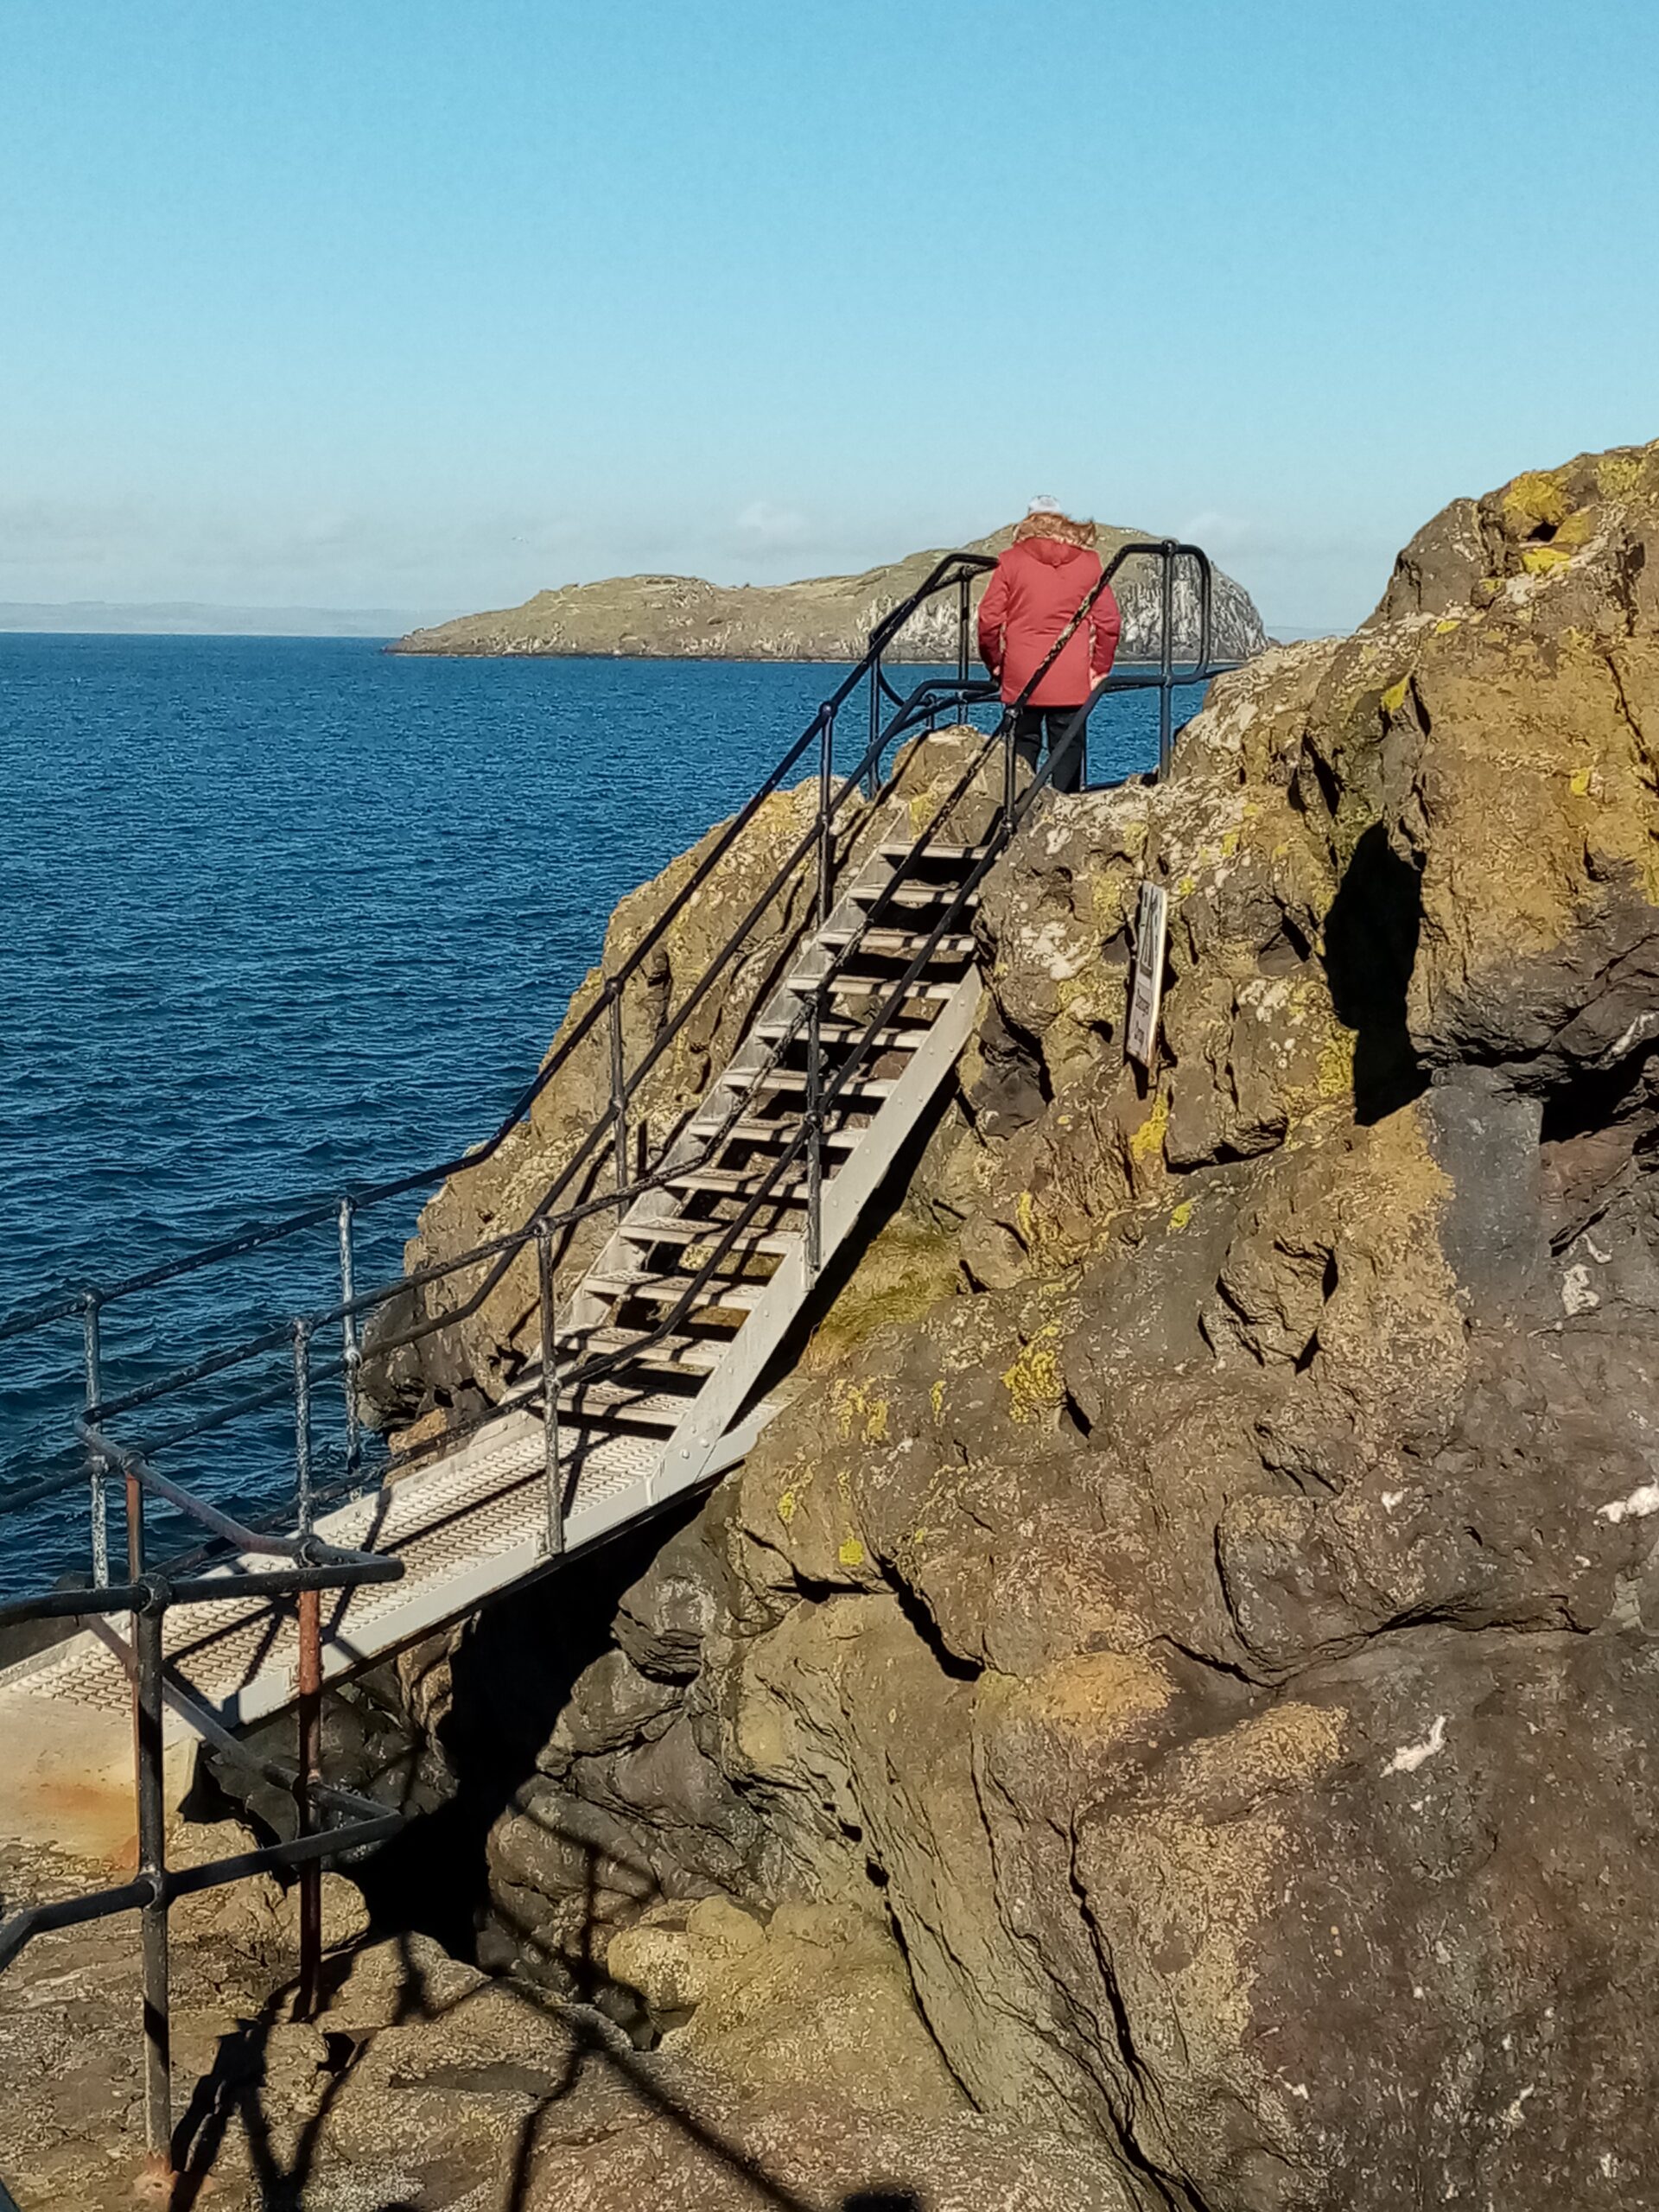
[2,0,1656,632]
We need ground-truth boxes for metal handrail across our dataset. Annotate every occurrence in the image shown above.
[0,539,1227,1548]
[0,1432,406,2172]
[0,553,997,1349]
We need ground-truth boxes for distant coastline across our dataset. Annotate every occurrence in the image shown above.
[0,601,457,639]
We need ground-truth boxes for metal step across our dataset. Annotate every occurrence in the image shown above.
[583,1270,772,1313]
[725,1068,897,1101]
[667,1166,814,1199]
[614,1217,800,1257]
[550,1377,785,1433]
[555,1387,698,1431]
[754,1018,933,1049]
[791,970,958,1002]
[689,1114,862,1146]
[852,880,981,911]
[816,927,976,958]
[575,1327,727,1375]
[877,842,990,864]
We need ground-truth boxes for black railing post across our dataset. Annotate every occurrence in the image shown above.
[817,706,836,927]
[1158,538,1178,781]
[804,990,823,1278]
[295,1586,321,2020]
[337,1197,359,1475]
[867,656,881,799]
[536,1221,563,1558]
[607,979,629,1194]
[81,1290,108,1587]
[292,1319,313,1537]
[957,571,970,688]
[134,1587,171,2167]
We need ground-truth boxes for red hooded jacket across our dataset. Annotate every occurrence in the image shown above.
[976,532,1122,707]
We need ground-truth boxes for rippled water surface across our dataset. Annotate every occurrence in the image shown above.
[0,635,1196,1592]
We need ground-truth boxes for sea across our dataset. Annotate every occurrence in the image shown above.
[0,636,1203,1598]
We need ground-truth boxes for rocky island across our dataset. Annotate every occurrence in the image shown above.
[390,520,1270,664]
[6,439,1659,2211]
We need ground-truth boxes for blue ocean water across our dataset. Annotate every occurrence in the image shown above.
[0,635,1198,1595]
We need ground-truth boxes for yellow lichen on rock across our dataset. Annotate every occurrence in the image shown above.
[1001,1322,1065,1423]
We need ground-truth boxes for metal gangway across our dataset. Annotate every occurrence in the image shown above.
[0,538,1227,2190]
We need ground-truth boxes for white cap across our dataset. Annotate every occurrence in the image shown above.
[1027,495,1064,516]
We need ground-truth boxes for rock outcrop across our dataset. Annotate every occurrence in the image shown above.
[390,519,1269,664]
[393,440,1659,2210]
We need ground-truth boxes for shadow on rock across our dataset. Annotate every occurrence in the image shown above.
[1322,821,1427,1122]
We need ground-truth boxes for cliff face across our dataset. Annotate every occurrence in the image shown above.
[389,521,1269,664]
[395,441,1659,2210]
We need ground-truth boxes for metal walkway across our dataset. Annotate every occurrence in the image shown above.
[0,834,984,1732]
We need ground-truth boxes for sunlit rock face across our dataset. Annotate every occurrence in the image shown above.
[404,442,1659,2211]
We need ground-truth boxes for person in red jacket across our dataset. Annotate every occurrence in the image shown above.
[976,499,1122,794]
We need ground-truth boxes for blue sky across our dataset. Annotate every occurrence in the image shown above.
[2,1,1656,632]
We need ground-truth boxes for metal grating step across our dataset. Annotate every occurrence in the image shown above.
[815,927,976,958]
[690,1114,862,1146]
[555,1386,700,1431]
[877,842,990,864]
[667,1166,814,1198]
[791,970,959,1002]
[850,880,981,910]
[614,1217,800,1257]
[725,1068,897,1101]
[583,1269,772,1313]
[575,1327,726,1374]
[754,1018,933,1049]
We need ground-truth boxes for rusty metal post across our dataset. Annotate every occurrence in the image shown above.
[295,1585,322,2019]
[134,1588,171,2166]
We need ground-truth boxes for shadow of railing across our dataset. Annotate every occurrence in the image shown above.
[166,1920,931,2212]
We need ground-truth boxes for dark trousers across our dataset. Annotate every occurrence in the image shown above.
[1013,706,1086,795]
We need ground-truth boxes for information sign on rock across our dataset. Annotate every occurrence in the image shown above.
[1126,880,1168,1070]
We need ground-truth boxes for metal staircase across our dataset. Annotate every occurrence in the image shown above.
[0,829,988,1730]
